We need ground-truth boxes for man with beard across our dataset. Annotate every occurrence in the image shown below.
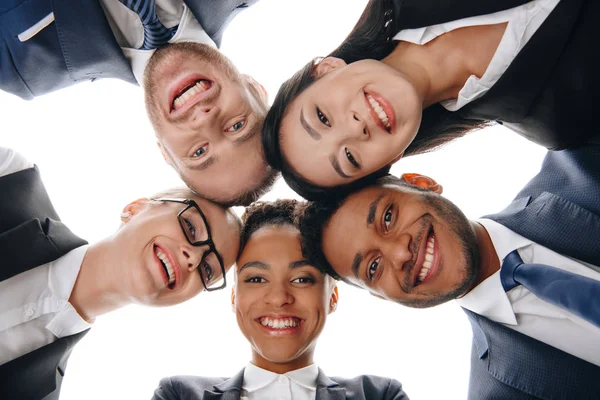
[1,0,277,206]
[299,144,600,399]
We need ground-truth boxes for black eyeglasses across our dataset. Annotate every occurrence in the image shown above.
[152,198,226,291]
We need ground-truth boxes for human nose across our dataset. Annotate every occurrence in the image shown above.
[346,111,369,140]
[263,283,294,308]
[181,244,204,271]
[383,233,412,271]
[188,106,220,132]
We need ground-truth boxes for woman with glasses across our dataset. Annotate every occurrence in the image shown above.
[153,199,408,400]
[262,0,599,200]
[0,147,241,400]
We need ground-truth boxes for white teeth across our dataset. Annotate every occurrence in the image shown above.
[259,317,300,329]
[366,94,391,130]
[173,80,210,109]
[417,235,435,283]
[155,249,175,285]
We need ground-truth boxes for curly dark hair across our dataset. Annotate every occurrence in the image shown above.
[239,199,307,255]
[262,0,490,201]
[300,174,410,280]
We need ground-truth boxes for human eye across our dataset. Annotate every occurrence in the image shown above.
[345,148,360,168]
[245,276,266,283]
[226,119,246,132]
[366,256,381,281]
[192,144,208,158]
[316,107,331,127]
[292,276,315,284]
[183,217,197,239]
[202,260,214,282]
[383,205,393,231]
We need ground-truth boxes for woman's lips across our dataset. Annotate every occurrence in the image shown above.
[364,90,396,134]
[256,315,303,336]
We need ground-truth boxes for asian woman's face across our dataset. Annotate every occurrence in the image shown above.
[280,58,423,188]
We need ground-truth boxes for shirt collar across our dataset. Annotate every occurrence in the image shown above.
[456,219,533,325]
[243,363,318,393]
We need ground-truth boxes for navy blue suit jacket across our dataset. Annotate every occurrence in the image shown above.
[463,141,600,399]
[0,0,256,100]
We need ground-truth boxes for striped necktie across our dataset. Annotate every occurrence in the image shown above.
[119,0,179,50]
[500,250,600,328]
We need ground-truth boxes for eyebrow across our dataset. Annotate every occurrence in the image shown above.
[367,194,384,226]
[186,155,218,171]
[351,253,363,278]
[300,109,321,140]
[238,261,269,273]
[289,260,312,269]
[329,155,350,179]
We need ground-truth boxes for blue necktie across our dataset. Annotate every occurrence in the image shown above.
[119,0,179,50]
[500,250,600,328]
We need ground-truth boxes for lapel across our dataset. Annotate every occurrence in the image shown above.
[184,0,258,47]
[203,369,245,400]
[463,308,600,399]
[0,330,89,399]
[51,0,137,84]
[0,218,87,282]
[316,369,345,400]
[487,192,600,267]
[459,0,585,123]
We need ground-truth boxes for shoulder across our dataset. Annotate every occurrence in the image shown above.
[0,147,34,178]
[153,375,229,400]
[330,374,408,399]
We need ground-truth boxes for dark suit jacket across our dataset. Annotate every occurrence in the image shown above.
[392,0,599,150]
[462,142,600,399]
[153,368,408,400]
[0,0,256,100]
[0,166,89,400]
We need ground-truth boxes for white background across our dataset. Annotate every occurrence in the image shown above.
[0,1,546,399]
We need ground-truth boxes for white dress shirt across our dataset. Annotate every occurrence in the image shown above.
[393,0,560,111]
[0,147,90,366]
[99,0,216,84]
[457,219,600,367]
[241,363,319,400]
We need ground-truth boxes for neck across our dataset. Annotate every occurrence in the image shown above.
[252,349,314,374]
[69,235,131,323]
[468,221,500,291]
[382,23,507,107]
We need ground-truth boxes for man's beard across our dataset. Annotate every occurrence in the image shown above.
[397,190,480,309]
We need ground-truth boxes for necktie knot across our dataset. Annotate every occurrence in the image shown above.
[119,0,179,50]
[500,250,524,291]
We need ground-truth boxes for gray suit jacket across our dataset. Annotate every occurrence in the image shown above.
[153,368,408,400]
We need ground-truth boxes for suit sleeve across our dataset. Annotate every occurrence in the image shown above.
[385,378,410,399]
[152,377,180,400]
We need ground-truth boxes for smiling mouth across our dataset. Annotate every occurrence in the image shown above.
[415,228,436,287]
[155,247,176,288]
[366,93,391,132]
[172,79,212,111]
[258,316,302,330]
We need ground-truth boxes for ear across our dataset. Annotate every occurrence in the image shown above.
[401,173,443,194]
[243,74,268,103]
[328,286,339,314]
[313,57,347,78]
[231,287,236,312]
[121,198,149,223]
[156,142,172,166]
